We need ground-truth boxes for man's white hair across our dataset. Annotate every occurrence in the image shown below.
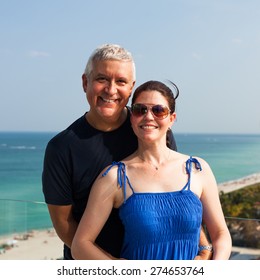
[84,44,136,80]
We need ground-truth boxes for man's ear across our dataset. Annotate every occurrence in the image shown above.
[82,74,88,92]
[130,81,136,94]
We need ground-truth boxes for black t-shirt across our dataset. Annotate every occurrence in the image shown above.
[42,109,177,259]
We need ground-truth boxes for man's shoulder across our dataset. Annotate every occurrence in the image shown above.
[47,115,85,147]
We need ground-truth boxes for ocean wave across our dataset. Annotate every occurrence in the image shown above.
[0,144,37,150]
[9,146,36,150]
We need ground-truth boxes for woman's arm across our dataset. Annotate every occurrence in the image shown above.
[71,167,121,260]
[199,159,232,260]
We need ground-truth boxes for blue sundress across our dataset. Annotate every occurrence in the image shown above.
[102,156,203,260]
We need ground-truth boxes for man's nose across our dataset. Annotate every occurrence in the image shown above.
[105,81,117,95]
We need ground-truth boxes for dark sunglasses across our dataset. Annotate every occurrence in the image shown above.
[131,103,171,119]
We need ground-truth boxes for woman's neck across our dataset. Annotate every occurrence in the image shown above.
[135,146,171,171]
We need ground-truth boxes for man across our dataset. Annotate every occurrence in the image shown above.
[42,44,212,260]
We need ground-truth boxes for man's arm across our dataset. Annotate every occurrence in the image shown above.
[47,204,78,248]
[195,226,213,260]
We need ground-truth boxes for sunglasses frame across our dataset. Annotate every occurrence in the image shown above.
[131,103,171,119]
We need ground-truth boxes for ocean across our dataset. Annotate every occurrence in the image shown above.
[0,132,260,236]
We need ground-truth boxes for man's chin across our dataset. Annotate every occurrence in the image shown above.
[97,107,119,119]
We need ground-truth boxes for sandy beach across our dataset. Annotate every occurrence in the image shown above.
[218,172,260,193]
[0,172,259,260]
[0,229,63,260]
[1,227,259,260]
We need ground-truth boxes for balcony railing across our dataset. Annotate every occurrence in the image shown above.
[0,198,53,236]
[0,199,259,260]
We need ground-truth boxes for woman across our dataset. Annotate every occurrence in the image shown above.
[71,80,232,260]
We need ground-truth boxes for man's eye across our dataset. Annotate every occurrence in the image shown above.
[117,80,127,85]
[96,77,106,82]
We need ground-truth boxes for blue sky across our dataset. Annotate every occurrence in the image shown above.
[0,0,259,134]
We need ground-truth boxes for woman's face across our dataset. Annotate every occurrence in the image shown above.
[130,90,176,144]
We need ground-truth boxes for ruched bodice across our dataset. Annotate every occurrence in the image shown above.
[102,156,203,260]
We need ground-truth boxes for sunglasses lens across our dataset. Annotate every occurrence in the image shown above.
[131,104,170,119]
[131,104,147,117]
[152,105,169,119]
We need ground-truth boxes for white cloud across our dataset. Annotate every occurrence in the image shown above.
[231,38,242,44]
[28,50,51,58]
[192,52,201,60]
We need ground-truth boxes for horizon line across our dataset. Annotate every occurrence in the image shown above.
[0,130,260,136]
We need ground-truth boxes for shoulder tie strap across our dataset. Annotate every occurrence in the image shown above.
[181,156,202,192]
[102,161,133,203]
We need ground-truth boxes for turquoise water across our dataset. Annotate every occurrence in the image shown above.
[175,133,260,183]
[0,132,260,236]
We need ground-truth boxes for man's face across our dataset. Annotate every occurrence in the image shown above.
[83,59,135,122]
